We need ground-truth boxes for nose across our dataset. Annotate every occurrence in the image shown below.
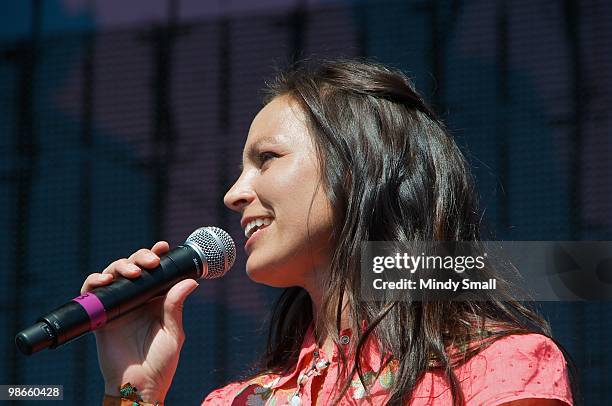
[224,174,255,213]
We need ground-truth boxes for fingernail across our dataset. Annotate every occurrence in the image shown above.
[128,264,140,272]
[146,253,158,261]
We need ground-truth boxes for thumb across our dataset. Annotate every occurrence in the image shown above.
[162,279,199,338]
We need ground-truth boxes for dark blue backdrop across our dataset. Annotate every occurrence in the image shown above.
[1,0,610,404]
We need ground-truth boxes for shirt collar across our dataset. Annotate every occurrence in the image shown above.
[272,323,318,388]
[271,321,389,389]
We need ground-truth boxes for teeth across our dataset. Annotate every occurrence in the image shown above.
[244,217,273,238]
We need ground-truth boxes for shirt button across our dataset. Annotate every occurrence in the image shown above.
[339,335,350,345]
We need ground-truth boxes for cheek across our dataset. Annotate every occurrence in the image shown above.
[276,174,331,233]
[259,160,321,217]
[245,213,332,288]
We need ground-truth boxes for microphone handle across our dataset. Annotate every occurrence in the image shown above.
[16,245,202,354]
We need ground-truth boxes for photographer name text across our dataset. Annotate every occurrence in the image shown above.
[372,278,497,291]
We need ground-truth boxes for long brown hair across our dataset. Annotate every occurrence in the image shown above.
[250,58,578,405]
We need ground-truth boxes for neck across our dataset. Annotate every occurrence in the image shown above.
[303,273,352,353]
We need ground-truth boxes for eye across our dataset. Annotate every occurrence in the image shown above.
[258,151,279,167]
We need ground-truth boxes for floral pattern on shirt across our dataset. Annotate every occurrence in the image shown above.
[202,327,573,406]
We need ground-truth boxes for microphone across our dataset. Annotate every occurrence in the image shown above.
[15,226,236,356]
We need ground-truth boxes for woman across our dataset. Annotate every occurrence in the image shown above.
[83,59,576,405]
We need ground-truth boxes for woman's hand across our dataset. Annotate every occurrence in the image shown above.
[80,241,199,403]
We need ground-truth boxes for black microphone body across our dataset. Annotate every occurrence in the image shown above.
[15,227,235,356]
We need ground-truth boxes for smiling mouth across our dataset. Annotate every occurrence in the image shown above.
[244,218,273,238]
[247,225,270,241]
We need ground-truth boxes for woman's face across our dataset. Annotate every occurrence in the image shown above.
[224,95,334,288]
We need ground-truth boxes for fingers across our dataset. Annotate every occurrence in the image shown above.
[162,279,199,338]
[82,258,138,294]
[81,241,169,294]
[127,247,162,269]
[81,272,114,294]
[151,241,170,256]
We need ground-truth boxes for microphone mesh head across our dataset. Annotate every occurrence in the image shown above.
[186,227,236,278]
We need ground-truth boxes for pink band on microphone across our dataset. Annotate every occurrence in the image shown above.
[72,293,107,330]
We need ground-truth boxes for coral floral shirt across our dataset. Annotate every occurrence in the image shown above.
[202,324,573,406]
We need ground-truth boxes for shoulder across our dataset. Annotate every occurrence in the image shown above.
[201,374,281,405]
[457,333,573,406]
[201,381,245,405]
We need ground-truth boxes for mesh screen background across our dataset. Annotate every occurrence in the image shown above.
[1,0,611,403]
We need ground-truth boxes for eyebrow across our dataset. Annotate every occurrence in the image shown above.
[238,136,281,171]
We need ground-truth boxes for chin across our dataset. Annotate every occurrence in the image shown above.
[245,263,301,288]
